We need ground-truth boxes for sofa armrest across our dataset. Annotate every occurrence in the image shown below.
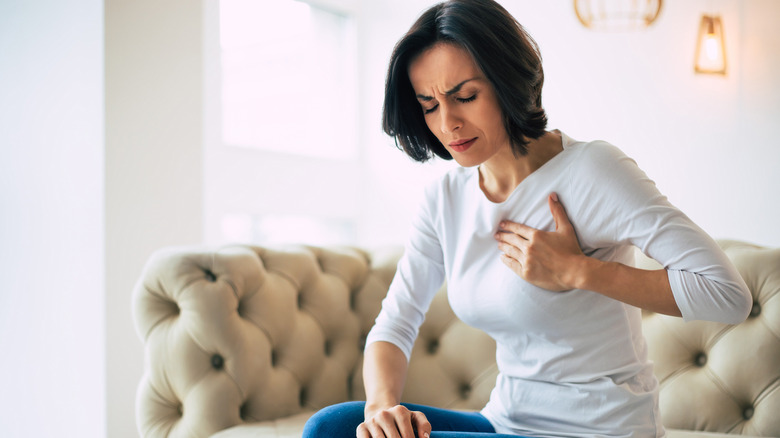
[132,245,398,438]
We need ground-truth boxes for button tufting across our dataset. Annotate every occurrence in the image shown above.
[743,407,754,420]
[299,388,308,407]
[694,353,707,367]
[211,353,225,370]
[428,339,439,355]
[459,384,472,400]
[749,302,761,318]
[324,340,332,356]
[349,293,357,310]
[204,269,217,282]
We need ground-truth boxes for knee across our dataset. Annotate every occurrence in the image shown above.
[302,401,365,438]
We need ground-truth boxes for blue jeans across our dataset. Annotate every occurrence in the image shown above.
[302,401,522,437]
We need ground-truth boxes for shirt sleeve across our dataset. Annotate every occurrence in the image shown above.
[364,182,446,361]
[566,141,752,324]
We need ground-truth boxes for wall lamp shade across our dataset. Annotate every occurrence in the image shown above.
[574,0,662,31]
[695,15,727,74]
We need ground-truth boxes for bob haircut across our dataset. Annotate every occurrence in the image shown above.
[382,0,548,162]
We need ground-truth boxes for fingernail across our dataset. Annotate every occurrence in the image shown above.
[499,221,506,227]
[551,192,559,202]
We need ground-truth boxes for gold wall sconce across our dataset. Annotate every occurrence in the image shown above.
[694,15,727,75]
[574,0,663,31]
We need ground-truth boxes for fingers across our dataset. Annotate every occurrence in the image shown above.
[393,407,417,438]
[500,253,523,272]
[357,420,388,438]
[497,219,535,239]
[497,193,572,239]
[496,237,525,262]
[547,192,573,233]
[355,422,376,438]
[411,411,432,438]
[359,406,427,438]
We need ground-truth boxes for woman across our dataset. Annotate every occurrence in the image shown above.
[303,0,752,437]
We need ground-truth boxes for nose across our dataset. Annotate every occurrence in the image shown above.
[439,104,462,134]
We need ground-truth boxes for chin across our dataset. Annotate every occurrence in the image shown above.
[452,156,482,168]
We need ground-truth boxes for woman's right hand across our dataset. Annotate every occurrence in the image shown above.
[357,404,431,438]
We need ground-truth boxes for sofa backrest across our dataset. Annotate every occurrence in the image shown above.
[133,241,779,437]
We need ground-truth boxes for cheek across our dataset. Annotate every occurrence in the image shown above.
[424,115,443,139]
[482,105,507,140]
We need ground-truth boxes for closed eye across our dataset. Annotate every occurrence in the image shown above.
[422,94,475,114]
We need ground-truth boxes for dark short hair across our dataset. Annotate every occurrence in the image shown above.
[382,0,548,161]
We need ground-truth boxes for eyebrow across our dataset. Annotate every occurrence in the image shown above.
[415,78,478,101]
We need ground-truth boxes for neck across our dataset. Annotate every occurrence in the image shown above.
[478,131,562,202]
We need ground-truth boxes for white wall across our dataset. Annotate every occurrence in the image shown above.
[105,1,204,437]
[356,0,780,248]
[0,0,105,437]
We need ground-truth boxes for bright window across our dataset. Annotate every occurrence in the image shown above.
[219,0,358,160]
[207,0,360,246]
[221,213,356,246]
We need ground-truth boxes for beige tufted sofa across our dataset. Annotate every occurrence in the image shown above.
[133,240,780,438]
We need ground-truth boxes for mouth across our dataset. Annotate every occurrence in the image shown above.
[448,137,477,152]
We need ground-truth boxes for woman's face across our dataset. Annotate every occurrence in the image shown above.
[408,43,510,168]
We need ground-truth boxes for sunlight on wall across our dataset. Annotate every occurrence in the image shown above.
[205,0,361,247]
[222,213,356,245]
[220,0,357,160]
[0,0,105,436]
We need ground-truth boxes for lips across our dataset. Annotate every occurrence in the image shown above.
[449,137,477,152]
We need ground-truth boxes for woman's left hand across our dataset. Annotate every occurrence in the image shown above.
[495,192,584,291]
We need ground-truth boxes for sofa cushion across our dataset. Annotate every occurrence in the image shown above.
[210,412,315,438]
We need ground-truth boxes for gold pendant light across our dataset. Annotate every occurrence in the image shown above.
[574,0,663,31]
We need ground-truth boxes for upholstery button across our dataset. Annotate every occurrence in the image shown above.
[427,340,439,355]
[204,269,217,282]
[324,341,332,356]
[299,388,308,407]
[459,384,472,400]
[749,302,761,318]
[743,407,754,420]
[211,353,225,370]
[694,353,707,367]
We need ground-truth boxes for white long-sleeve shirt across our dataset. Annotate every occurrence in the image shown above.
[365,132,752,438]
